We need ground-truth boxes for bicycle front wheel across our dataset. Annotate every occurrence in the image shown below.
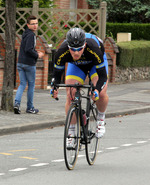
[85,104,99,165]
[64,104,80,170]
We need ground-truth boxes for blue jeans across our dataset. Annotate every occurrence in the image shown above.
[15,63,36,110]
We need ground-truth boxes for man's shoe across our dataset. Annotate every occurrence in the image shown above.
[95,120,105,138]
[67,134,75,149]
[26,107,39,114]
[14,104,21,114]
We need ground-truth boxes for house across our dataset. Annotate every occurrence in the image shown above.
[55,0,89,9]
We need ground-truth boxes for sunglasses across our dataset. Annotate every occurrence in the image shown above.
[68,44,85,52]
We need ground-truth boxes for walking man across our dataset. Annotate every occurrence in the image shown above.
[14,15,44,114]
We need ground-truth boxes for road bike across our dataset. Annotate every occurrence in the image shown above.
[53,80,99,170]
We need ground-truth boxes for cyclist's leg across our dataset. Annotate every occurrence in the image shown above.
[90,60,108,138]
[97,52,109,114]
[91,78,108,115]
[96,78,109,113]
[65,63,86,116]
[90,53,109,114]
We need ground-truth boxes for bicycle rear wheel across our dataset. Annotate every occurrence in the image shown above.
[85,104,99,165]
[64,104,80,170]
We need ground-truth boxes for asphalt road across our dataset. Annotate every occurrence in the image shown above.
[0,112,150,185]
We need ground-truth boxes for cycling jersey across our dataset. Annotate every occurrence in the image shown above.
[53,33,108,92]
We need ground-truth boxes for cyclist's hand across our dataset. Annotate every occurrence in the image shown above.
[50,88,58,99]
[50,78,59,100]
[92,89,99,101]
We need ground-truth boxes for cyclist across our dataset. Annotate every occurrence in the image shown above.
[51,28,108,146]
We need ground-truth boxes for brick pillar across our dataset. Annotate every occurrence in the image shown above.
[104,37,119,83]
[35,36,51,89]
[42,53,49,89]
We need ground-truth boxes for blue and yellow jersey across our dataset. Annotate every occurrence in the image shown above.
[53,33,108,92]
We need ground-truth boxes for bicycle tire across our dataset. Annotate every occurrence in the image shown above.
[64,104,81,170]
[85,104,99,165]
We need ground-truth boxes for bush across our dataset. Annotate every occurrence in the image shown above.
[117,40,150,68]
[106,23,150,40]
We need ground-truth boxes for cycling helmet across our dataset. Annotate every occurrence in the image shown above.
[66,28,86,48]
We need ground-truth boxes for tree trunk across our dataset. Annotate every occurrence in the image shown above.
[1,0,16,111]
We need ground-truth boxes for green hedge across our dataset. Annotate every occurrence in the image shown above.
[106,23,150,40]
[116,40,150,68]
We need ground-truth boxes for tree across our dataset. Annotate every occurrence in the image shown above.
[104,0,150,23]
[1,0,16,111]
[86,0,150,23]
[0,0,54,8]
[86,0,101,9]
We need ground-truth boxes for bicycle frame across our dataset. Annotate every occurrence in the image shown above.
[72,85,89,144]
[56,82,94,144]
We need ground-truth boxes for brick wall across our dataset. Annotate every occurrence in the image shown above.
[55,0,89,9]
[54,0,89,22]
[104,37,119,82]
[77,0,88,9]
[55,0,70,8]
[0,34,51,91]
[35,36,50,89]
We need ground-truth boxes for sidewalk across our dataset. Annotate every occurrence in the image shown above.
[0,81,150,136]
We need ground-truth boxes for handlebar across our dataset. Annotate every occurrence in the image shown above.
[55,83,92,89]
[51,82,96,101]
